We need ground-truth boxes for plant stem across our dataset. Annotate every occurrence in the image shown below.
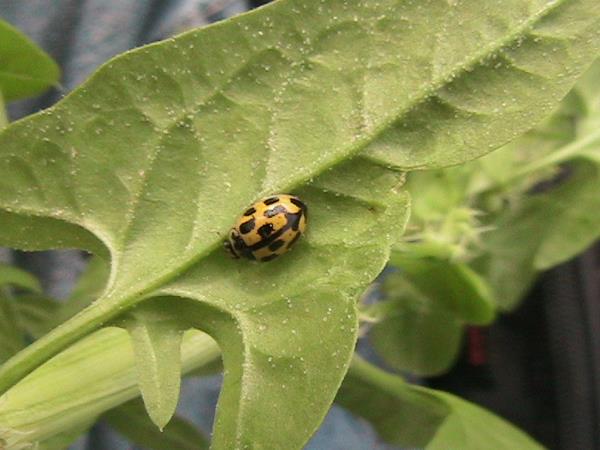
[511,127,600,180]
[347,354,410,394]
[0,328,220,448]
[0,90,8,130]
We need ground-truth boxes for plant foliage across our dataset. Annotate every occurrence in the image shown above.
[0,1,599,449]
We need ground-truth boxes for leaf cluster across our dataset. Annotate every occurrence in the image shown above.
[369,59,600,377]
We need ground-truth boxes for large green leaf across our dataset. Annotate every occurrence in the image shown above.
[0,18,60,101]
[0,0,599,447]
[337,356,543,449]
[36,420,95,450]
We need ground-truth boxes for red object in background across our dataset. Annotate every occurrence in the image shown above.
[467,326,488,367]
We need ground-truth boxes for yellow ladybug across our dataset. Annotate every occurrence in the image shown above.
[225,194,307,262]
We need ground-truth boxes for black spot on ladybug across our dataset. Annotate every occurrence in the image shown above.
[243,207,256,216]
[239,218,255,234]
[265,205,287,218]
[258,223,274,239]
[261,254,279,262]
[290,197,305,210]
[288,212,302,231]
[264,196,280,205]
[232,235,246,251]
[268,239,285,251]
[286,232,301,249]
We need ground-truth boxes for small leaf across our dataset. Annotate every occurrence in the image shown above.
[476,160,600,309]
[337,356,543,449]
[105,398,209,450]
[425,390,543,450]
[36,419,95,450]
[368,256,494,376]
[0,263,42,293]
[13,294,59,339]
[0,18,60,101]
[0,265,44,363]
[51,256,110,327]
[0,296,24,364]
[123,301,185,430]
[388,255,496,325]
[368,278,464,376]
[533,160,600,269]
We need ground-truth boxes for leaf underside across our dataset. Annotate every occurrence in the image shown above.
[0,0,599,448]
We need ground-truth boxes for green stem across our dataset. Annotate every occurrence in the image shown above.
[0,328,220,448]
[511,127,600,180]
[0,90,8,130]
[0,243,222,395]
[347,354,412,395]
[0,297,123,394]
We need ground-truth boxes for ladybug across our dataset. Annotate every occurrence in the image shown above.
[225,194,307,262]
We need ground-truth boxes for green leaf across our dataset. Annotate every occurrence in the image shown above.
[36,419,95,450]
[477,160,600,309]
[533,160,600,268]
[368,256,494,375]
[0,296,24,364]
[337,356,543,449]
[368,277,464,376]
[122,301,185,430]
[389,255,496,325]
[511,59,600,172]
[0,263,42,293]
[105,399,209,450]
[0,18,60,101]
[154,185,409,449]
[473,90,582,192]
[0,0,599,447]
[0,265,44,363]
[13,294,59,339]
